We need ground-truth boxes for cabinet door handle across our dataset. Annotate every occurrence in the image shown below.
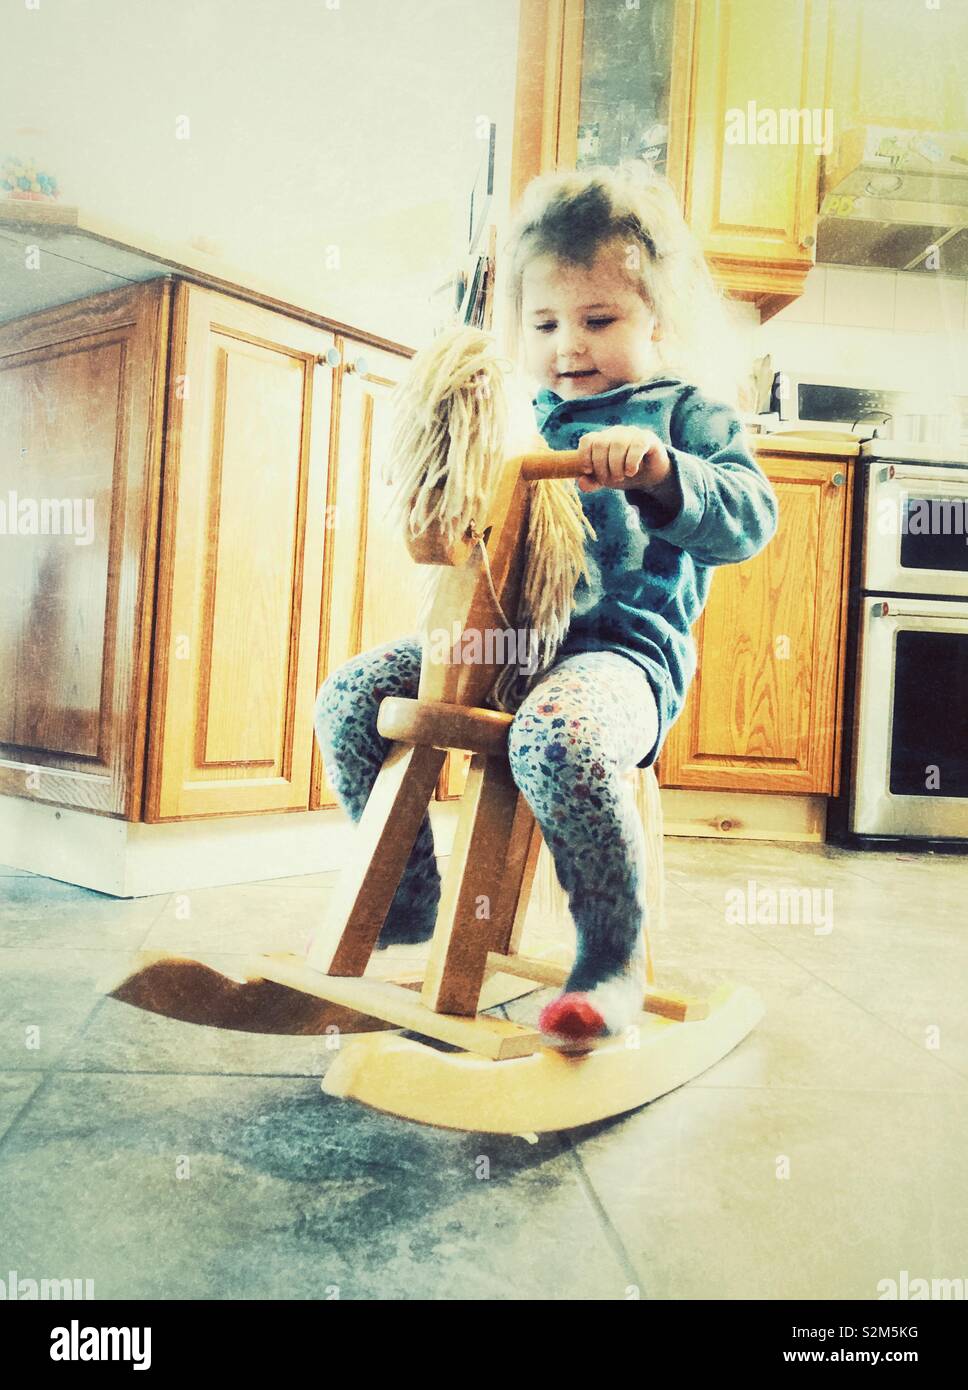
[345,354,369,376]
[830,472,845,487]
[317,347,341,368]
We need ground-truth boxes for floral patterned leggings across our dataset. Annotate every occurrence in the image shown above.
[313,636,660,1004]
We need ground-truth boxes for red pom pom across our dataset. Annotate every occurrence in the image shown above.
[539,993,606,1041]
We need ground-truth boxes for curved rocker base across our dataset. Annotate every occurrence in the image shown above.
[321,982,765,1134]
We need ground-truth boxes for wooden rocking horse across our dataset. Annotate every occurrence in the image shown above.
[108,431,764,1133]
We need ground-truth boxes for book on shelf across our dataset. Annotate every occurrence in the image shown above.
[428,224,496,334]
[460,223,496,329]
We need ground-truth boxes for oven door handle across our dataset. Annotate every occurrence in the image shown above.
[881,465,968,487]
[873,601,968,623]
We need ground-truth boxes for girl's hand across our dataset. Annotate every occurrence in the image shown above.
[576,426,671,494]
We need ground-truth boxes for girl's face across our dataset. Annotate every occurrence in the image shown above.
[521,243,661,400]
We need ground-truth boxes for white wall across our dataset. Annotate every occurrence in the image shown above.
[11,2,964,395]
[1,0,521,349]
[751,265,968,404]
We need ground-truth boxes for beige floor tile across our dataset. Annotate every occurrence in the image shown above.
[140,883,325,958]
[811,962,968,1081]
[0,1072,43,1141]
[670,963,966,1095]
[500,953,965,1095]
[651,887,818,979]
[571,1085,968,1299]
[0,876,170,950]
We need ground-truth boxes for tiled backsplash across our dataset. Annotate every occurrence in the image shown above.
[746,266,968,401]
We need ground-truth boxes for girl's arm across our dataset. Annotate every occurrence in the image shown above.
[628,387,779,566]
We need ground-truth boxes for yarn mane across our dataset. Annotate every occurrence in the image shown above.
[382,326,595,713]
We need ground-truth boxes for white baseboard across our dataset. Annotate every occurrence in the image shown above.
[0,794,461,898]
[0,786,824,901]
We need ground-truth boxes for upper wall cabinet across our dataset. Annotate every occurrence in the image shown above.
[826,0,968,136]
[511,0,832,319]
[685,0,830,314]
[571,0,683,184]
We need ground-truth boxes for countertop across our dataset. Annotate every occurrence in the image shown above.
[750,433,860,459]
[0,201,414,356]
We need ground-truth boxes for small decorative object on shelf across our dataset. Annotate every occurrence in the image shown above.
[1,153,61,202]
[577,122,601,162]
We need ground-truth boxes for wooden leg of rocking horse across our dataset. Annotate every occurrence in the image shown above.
[306,741,447,977]
[421,753,527,1016]
[491,800,542,959]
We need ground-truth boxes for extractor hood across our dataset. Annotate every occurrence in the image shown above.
[817,125,968,276]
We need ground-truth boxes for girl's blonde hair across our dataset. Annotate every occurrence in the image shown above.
[504,162,743,405]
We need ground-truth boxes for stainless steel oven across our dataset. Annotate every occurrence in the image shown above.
[851,595,968,840]
[831,440,968,847]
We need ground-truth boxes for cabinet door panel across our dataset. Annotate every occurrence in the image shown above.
[0,281,169,817]
[312,342,420,810]
[146,285,334,820]
[355,357,425,654]
[829,0,968,135]
[659,456,850,793]
[688,0,830,269]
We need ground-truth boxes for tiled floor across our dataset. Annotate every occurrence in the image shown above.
[0,838,965,1300]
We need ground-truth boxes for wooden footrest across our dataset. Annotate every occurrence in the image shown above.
[253,954,542,1060]
[484,952,710,1022]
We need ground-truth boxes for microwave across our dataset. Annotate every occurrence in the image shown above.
[772,371,968,441]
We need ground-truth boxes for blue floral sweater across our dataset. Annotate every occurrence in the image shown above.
[532,376,779,769]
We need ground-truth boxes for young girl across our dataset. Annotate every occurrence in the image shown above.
[314,164,778,1046]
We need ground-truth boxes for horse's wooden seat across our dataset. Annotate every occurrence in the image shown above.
[376,697,514,755]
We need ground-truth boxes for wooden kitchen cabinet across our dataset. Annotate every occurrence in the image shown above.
[0,260,417,826]
[826,0,968,136]
[437,748,474,802]
[658,445,854,795]
[685,0,830,314]
[0,280,169,818]
[310,340,425,809]
[145,284,337,820]
[511,0,832,319]
[309,343,502,811]
[511,0,690,205]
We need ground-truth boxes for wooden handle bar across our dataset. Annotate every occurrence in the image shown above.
[519,449,585,481]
